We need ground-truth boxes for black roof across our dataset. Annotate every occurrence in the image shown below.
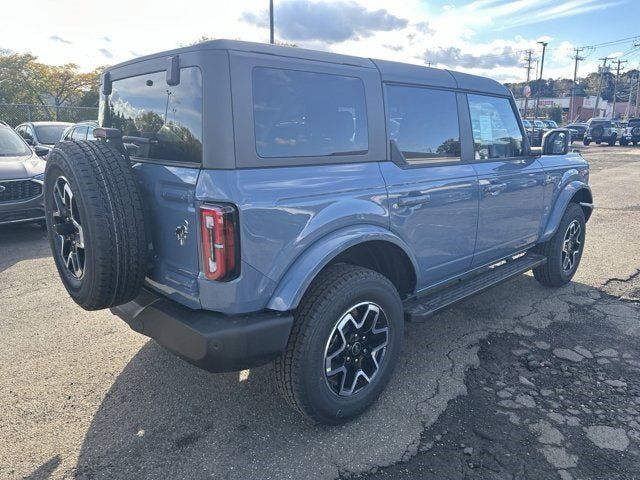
[106,39,510,96]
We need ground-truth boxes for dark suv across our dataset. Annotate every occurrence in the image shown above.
[43,40,592,424]
[0,121,46,225]
[621,118,640,146]
[15,121,73,156]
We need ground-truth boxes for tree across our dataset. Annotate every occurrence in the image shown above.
[0,51,104,121]
[548,105,563,124]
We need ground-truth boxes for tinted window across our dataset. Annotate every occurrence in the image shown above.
[386,85,460,162]
[628,119,640,127]
[0,127,31,157]
[101,67,203,164]
[252,67,368,158]
[71,126,88,140]
[468,95,523,160]
[34,125,68,144]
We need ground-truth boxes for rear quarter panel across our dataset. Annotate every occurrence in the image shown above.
[195,164,390,313]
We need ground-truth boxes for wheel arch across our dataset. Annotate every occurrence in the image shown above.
[266,225,419,312]
[540,182,593,243]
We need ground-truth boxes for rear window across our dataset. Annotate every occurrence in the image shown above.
[101,67,203,164]
[34,124,68,144]
[628,119,640,127]
[386,85,460,163]
[252,67,368,158]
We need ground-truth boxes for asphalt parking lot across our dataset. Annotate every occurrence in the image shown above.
[1,144,640,480]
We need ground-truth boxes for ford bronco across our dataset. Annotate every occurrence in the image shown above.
[43,40,592,425]
[583,117,624,146]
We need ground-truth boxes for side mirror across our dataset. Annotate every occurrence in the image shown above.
[542,129,570,156]
[34,145,49,157]
[25,138,35,146]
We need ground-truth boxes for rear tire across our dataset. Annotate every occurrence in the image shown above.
[533,203,586,287]
[583,139,591,146]
[44,141,148,310]
[620,138,629,146]
[608,135,617,147]
[274,264,404,425]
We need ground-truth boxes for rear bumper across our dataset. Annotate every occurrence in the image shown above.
[110,288,294,373]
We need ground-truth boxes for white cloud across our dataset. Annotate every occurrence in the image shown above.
[0,0,629,84]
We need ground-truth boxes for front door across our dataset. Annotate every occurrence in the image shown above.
[381,85,479,288]
[466,94,545,266]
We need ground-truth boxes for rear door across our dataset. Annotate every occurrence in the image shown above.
[466,94,545,266]
[101,62,204,308]
[380,85,479,287]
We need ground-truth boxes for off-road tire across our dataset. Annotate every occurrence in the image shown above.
[620,138,629,146]
[532,203,585,287]
[583,139,591,146]
[633,141,638,146]
[44,141,148,310]
[274,264,404,425]
[608,134,617,147]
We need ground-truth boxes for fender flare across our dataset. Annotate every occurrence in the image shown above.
[266,225,420,312]
[540,181,593,243]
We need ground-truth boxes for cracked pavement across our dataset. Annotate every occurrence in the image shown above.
[1,144,640,479]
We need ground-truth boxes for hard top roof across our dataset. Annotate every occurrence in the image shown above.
[106,39,510,96]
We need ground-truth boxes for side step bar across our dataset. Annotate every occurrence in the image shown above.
[403,253,546,322]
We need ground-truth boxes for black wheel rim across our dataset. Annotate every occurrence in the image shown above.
[51,176,85,279]
[323,302,389,397]
[561,219,582,273]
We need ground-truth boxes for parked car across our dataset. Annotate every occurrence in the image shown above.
[61,121,99,142]
[522,118,543,146]
[566,123,588,142]
[583,118,624,146]
[15,121,73,156]
[43,40,592,425]
[620,118,640,146]
[0,121,46,226]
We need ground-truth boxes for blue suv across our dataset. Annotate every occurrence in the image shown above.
[43,40,592,424]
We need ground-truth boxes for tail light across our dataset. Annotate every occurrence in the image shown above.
[200,204,239,281]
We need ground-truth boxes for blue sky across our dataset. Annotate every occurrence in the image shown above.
[0,0,637,82]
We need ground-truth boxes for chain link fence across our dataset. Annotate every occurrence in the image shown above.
[0,104,98,127]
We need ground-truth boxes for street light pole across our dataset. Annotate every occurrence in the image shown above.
[532,41,548,144]
[269,0,274,44]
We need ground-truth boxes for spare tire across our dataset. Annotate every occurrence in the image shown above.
[44,140,148,310]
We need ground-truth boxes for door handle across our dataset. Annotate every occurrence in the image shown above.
[484,183,507,195]
[398,194,431,207]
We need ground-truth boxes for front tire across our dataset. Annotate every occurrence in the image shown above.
[583,139,591,146]
[608,135,617,147]
[533,203,586,287]
[620,138,629,146]
[274,264,404,425]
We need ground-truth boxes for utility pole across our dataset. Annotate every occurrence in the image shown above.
[636,74,640,117]
[269,0,274,44]
[611,58,627,119]
[594,57,611,117]
[523,49,533,118]
[570,47,585,122]
[532,41,548,142]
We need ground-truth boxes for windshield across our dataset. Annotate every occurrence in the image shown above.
[0,127,32,157]
[522,119,531,128]
[534,120,545,128]
[545,120,558,128]
[34,124,68,144]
